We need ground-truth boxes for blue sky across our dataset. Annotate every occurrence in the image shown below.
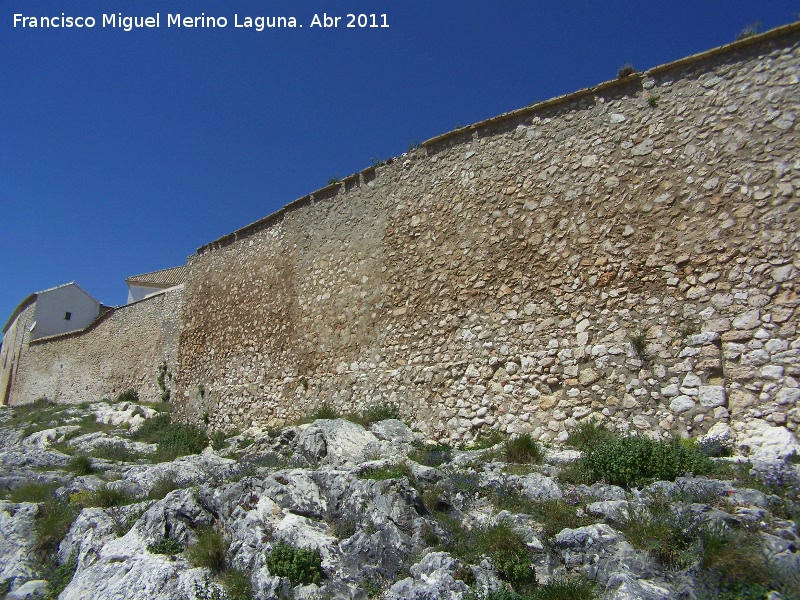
[1,0,797,330]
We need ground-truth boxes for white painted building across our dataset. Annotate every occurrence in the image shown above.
[1,282,103,404]
[125,265,187,304]
[28,282,102,339]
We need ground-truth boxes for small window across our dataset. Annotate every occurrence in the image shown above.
[64,312,72,321]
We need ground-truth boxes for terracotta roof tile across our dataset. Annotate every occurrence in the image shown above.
[125,265,187,287]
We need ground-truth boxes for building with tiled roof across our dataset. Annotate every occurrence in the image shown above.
[125,265,187,304]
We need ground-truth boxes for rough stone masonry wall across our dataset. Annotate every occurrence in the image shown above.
[10,287,184,405]
[175,27,800,444]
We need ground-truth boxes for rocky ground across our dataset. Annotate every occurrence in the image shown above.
[1,399,799,600]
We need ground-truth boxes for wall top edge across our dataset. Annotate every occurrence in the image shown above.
[193,21,800,258]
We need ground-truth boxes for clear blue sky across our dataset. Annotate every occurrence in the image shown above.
[1,0,797,331]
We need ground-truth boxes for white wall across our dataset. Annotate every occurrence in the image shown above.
[127,284,166,304]
[33,284,100,339]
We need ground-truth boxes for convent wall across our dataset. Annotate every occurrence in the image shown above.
[172,25,800,444]
[5,287,183,405]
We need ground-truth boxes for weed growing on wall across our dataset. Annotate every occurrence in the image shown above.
[736,21,761,40]
[157,361,170,402]
[617,63,636,78]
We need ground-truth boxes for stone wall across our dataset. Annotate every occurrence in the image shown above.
[171,25,798,443]
[9,287,183,405]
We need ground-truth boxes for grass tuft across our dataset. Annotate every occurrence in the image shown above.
[502,433,543,464]
[186,525,228,572]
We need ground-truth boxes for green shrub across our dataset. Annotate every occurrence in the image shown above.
[220,568,254,600]
[628,330,647,358]
[34,499,80,557]
[620,496,698,567]
[410,442,453,467]
[71,485,134,509]
[39,557,77,600]
[307,402,340,421]
[617,64,636,78]
[132,414,208,460]
[265,541,323,585]
[647,95,659,108]
[90,444,147,462]
[489,486,591,539]
[209,430,228,451]
[147,537,184,555]
[502,433,543,464]
[358,463,412,481]
[67,455,95,475]
[351,402,401,426]
[7,481,59,504]
[187,526,228,572]
[148,476,183,500]
[440,520,532,586]
[472,525,533,585]
[565,419,614,451]
[470,429,506,450]
[116,389,139,403]
[579,433,714,489]
[530,575,597,599]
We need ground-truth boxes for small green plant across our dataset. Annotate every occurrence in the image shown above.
[565,418,615,451]
[265,541,323,585]
[358,462,412,481]
[132,413,208,460]
[469,428,506,450]
[620,495,698,567]
[350,402,401,426]
[71,485,134,508]
[203,411,210,425]
[67,455,95,476]
[148,476,183,500]
[198,383,206,398]
[147,537,184,555]
[736,21,761,40]
[7,481,60,504]
[157,360,170,402]
[90,443,147,462]
[187,526,228,572]
[502,433,543,464]
[465,524,533,585]
[39,557,77,600]
[330,517,358,540]
[531,576,597,599]
[299,376,308,390]
[628,330,647,358]
[116,389,139,403]
[410,441,453,467]
[220,568,254,600]
[647,94,659,108]
[617,63,636,78]
[210,430,229,451]
[370,157,387,168]
[307,402,340,421]
[327,176,341,185]
[34,499,80,557]
[678,319,700,338]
